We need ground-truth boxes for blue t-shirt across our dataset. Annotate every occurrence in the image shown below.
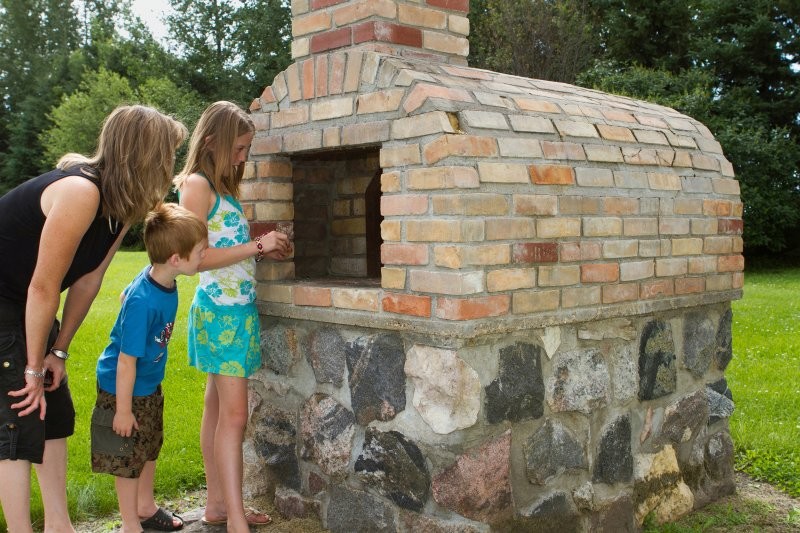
[96,266,178,396]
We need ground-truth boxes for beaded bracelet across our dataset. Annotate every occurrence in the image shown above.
[255,235,264,263]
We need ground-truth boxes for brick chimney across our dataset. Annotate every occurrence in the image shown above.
[290,0,470,66]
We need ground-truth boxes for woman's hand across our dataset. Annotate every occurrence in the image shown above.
[42,353,66,392]
[8,371,47,419]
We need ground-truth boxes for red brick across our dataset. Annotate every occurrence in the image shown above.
[301,58,314,100]
[718,219,743,235]
[381,243,429,265]
[602,283,638,303]
[310,28,352,54]
[353,21,422,47]
[382,293,431,317]
[436,295,510,320]
[581,263,620,283]
[512,243,558,264]
[640,279,674,299]
[718,254,744,272]
[675,277,704,294]
[294,286,332,307]
[529,164,575,185]
[426,0,469,12]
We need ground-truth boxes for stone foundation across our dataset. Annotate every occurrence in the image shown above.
[244,302,735,531]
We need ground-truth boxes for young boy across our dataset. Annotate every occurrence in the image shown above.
[91,203,207,533]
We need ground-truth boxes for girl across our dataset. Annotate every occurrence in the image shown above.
[174,101,290,532]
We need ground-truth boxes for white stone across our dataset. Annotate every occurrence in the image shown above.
[540,326,561,359]
[405,344,481,434]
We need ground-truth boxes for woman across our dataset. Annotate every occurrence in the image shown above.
[0,105,187,533]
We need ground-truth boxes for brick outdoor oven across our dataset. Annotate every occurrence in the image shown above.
[239,1,744,531]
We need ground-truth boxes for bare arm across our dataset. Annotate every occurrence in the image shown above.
[179,173,289,271]
[113,353,139,437]
[9,176,100,418]
[43,225,129,391]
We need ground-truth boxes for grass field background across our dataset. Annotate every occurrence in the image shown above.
[1,252,798,530]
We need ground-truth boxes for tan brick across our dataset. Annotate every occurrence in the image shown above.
[301,58,314,100]
[703,236,733,254]
[614,170,649,189]
[423,135,498,164]
[478,162,529,183]
[688,256,717,274]
[575,168,614,187]
[581,263,619,283]
[597,124,635,142]
[343,51,363,93]
[671,238,703,255]
[498,138,544,158]
[251,135,282,156]
[380,144,421,167]
[382,292,431,317]
[257,283,293,303]
[449,14,469,35]
[513,289,560,313]
[487,268,536,291]
[291,37,309,59]
[292,10,332,37]
[733,271,744,289]
[272,106,310,128]
[530,164,575,185]
[431,195,464,215]
[398,3,447,28]
[381,220,401,241]
[648,172,682,191]
[640,279,674,299]
[404,83,473,113]
[328,53,346,95]
[381,171,401,192]
[322,126,341,147]
[436,295,510,320]
[733,236,743,253]
[603,240,639,258]
[541,141,586,160]
[584,217,622,237]
[255,202,294,221]
[659,218,690,235]
[341,121,390,145]
[619,260,654,281]
[602,283,639,304]
[381,194,428,216]
[584,145,624,163]
[622,147,660,165]
[509,115,556,134]
[255,160,292,178]
[461,110,509,130]
[381,243,429,265]
[240,182,293,202]
[603,197,639,215]
[718,254,744,272]
[332,288,380,311]
[391,111,454,139]
[357,89,406,115]
[463,194,509,216]
[706,274,733,291]
[333,0,396,25]
[633,129,669,145]
[315,55,328,98]
[555,120,598,138]
[284,130,322,152]
[406,219,467,242]
[558,196,600,215]
[294,286,332,307]
[562,286,601,308]
[410,270,484,295]
[407,166,480,190]
[602,108,636,123]
[311,97,354,120]
[656,258,688,277]
[514,98,561,113]
[560,242,601,262]
[485,218,536,240]
[675,277,704,294]
[538,265,580,286]
[537,218,581,238]
[513,195,558,216]
[435,244,511,268]
[692,153,720,171]
[381,267,406,289]
[424,31,469,55]
[675,199,703,215]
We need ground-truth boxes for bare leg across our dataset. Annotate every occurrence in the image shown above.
[136,460,158,518]
[200,374,226,521]
[212,374,249,533]
[33,438,75,533]
[115,475,143,533]
[0,459,34,533]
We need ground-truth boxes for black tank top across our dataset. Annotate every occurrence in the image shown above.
[0,166,122,307]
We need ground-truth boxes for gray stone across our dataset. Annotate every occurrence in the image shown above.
[657,389,708,446]
[346,333,406,425]
[252,406,300,490]
[707,378,734,424]
[432,431,513,524]
[307,326,347,386]
[683,312,716,377]
[524,419,587,485]
[399,511,486,533]
[262,323,300,375]
[704,432,736,493]
[546,348,610,414]
[355,428,431,511]
[274,486,321,520]
[510,492,581,533]
[638,320,676,400]
[593,415,633,484]
[609,344,637,404]
[405,344,481,434]
[326,485,397,533]
[589,496,637,533]
[714,309,733,370]
[300,393,355,477]
[485,342,545,423]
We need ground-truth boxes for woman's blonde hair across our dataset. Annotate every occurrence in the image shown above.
[58,105,188,225]
[174,101,255,198]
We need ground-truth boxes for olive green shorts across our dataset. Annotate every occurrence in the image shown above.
[90,386,163,479]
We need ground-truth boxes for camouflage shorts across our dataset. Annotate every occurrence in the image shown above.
[90,386,163,479]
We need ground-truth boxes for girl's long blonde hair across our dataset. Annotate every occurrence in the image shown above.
[174,101,255,198]
[57,105,188,225]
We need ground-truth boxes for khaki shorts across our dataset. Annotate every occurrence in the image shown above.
[90,386,163,479]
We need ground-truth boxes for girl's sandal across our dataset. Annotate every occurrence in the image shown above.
[201,508,272,527]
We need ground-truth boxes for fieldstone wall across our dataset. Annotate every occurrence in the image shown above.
[244,303,735,531]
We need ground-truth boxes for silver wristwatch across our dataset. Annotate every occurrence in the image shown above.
[49,348,69,361]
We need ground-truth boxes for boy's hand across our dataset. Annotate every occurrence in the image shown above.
[113,411,138,437]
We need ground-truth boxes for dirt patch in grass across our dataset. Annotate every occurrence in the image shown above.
[73,472,798,532]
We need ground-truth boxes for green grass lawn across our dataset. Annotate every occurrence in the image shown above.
[728,264,800,497]
[0,251,206,530]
